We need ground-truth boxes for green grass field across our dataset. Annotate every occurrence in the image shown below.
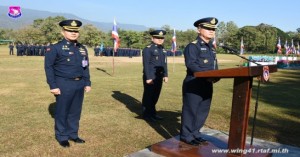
[0,45,299,157]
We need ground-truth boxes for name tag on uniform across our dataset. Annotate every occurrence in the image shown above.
[80,48,87,55]
[201,48,207,51]
[69,52,74,55]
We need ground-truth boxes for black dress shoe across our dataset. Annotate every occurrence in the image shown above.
[195,137,208,144]
[152,115,164,120]
[59,140,70,148]
[181,139,200,146]
[70,138,85,143]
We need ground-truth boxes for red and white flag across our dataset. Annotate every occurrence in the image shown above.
[111,18,120,53]
[277,37,282,54]
[284,40,290,55]
[240,37,244,55]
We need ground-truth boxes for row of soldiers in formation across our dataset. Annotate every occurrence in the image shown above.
[8,42,183,57]
[9,43,50,56]
[93,46,183,57]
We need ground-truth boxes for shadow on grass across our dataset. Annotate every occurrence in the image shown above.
[249,69,300,147]
[96,68,112,76]
[248,112,300,147]
[111,90,181,139]
[48,102,56,118]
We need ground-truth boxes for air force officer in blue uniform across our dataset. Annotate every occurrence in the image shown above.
[44,19,91,148]
[180,17,220,146]
[142,30,168,122]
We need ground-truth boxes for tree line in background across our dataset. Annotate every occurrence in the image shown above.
[0,16,300,54]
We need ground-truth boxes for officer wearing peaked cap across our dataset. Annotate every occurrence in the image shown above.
[44,19,91,148]
[141,30,168,122]
[180,17,220,146]
[149,30,166,38]
[193,17,218,29]
[59,19,82,31]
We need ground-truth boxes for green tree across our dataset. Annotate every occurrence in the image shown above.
[256,23,277,53]
[79,24,103,47]
[33,16,66,43]
[237,26,264,53]
[14,26,44,44]
[118,30,143,48]
[216,21,226,43]
[224,21,239,47]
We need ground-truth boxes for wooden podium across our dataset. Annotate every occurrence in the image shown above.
[151,65,277,157]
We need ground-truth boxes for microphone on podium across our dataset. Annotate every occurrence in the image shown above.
[218,43,239,54]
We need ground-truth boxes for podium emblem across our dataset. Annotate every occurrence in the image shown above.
[262,66,270,82]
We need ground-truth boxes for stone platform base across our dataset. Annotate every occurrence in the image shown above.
[151,136,271,157]
[126,127,300,157]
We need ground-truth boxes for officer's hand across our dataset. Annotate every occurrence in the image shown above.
[146,79,153,84]
[50,88,61,95]
[85,86,91,93]
[163,77,168,83]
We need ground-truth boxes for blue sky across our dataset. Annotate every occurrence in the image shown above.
[1,0,299,32]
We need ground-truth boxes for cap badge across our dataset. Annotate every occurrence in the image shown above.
[159,31,163,36]
[71,21,77,26]
[210,18,216,24]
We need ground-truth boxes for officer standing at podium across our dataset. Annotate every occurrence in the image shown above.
[44,19,91,148]
[142,30,168,122]
[180,17,220,146]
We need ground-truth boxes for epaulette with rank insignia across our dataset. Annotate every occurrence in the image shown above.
[191,40,198,44]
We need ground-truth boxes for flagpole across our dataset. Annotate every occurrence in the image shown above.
[113,42,115,76]
[111,17,119,76]
[173,51,175,72]
[172,28,176,72]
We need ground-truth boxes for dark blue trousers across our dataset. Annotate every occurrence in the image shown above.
[55,77,85,142]
[142,75,163,118]
[180,76,213,142]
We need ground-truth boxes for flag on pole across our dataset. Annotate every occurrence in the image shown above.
[297,42,300,55]
[171,29,177,53]
[284,40,290,55]
[277,37,282,54]
[112,18,120,53]
[291,39,295,54]
[240,37,244,55]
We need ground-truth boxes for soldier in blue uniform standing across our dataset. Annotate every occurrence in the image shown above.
[180,17,220,146]
[142,30,168,122]
[44,19,91,148]
[9,43,14,55]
